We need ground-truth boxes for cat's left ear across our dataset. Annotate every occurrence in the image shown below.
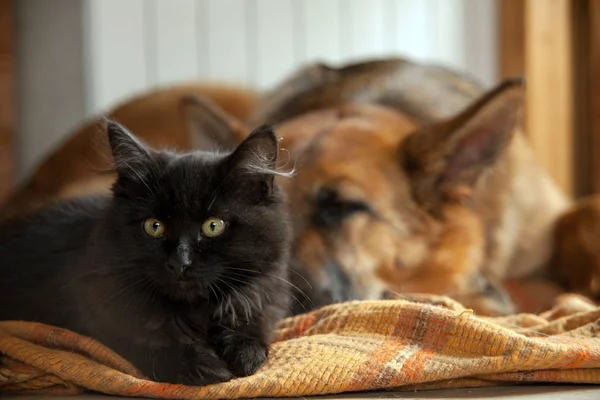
[228,125,279,193]
[105,119,153,178]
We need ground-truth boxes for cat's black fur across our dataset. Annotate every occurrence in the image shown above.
[0,121,292,385]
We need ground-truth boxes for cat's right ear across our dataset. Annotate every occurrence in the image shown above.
[104,119,152,178]
[180,95,248,150]
[227,125,281,199]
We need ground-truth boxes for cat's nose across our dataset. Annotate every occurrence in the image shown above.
[166,246,193,278]
[166,259,192,278]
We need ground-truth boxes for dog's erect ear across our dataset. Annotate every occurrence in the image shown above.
[401,78,524,209]
[180,95,249,150]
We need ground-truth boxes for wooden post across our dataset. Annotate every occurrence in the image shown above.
[524,0,574,197]
[499,0,525,79]
[0,0,14,203]
[589,0,600,194]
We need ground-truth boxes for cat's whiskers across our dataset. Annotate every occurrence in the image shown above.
[211,282,227,308]
[289,269,313,289]
[101,276,152,306]
[122,161,155,196]
[226,266,315,309]
[79,268,143,280]
[226,277,304,315]
[218,264,315,311]
[231,212,250,225]
[213,277,254,323]
[138,279,159,311]
[227,272,308,314]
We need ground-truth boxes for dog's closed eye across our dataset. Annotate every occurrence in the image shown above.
[312,187,371,227]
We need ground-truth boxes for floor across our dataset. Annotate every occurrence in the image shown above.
[5,385,600,400]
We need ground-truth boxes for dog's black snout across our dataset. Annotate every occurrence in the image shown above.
[324,261,358,303]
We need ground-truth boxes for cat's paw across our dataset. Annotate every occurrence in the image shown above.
[222,338,269,377]
[179,362,235,386]
[168,345,235,386]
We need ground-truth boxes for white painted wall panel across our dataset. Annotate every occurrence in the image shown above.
[426,0,467,71]
[255,0,297,89]
[154,0,199,85]
[341,0,386,60]
[393,0,431,61]
[85,0,147,112]
[206,0,251,85]
[301,0,342,64]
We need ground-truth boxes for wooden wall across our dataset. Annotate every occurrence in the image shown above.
[0,0,13,202]
[499,0,588,198]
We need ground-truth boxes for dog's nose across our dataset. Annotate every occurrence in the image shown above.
[166,245,193,278]
[323,261,359,303]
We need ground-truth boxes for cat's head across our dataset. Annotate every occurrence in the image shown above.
[97,120,291,303]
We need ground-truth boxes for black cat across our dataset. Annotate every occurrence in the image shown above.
[0,120,292,385]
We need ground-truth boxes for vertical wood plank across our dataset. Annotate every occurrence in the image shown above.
[302,0,341,63]
[569,0,591,196]
[0,0,13,201]
[341,0,385,60]
[86,0,148,111]
[255,0,295,89]
[497,0,528,137]
[206,0,251,85]
[525,0,574,196]
[588,0,600,194]
[154,0,198,85]
[499,0,525,79]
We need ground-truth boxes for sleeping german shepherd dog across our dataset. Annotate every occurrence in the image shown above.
[1,58,576,315]
[184,58,571,315]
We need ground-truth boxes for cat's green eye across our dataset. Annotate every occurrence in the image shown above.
[202,217,226,238]
[143,218,166,238]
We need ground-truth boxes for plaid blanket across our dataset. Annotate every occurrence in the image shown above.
[1,294,599,398]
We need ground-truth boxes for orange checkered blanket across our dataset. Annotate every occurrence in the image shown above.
[1,295,599,398]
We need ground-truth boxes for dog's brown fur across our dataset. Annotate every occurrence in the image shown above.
[191,58,570,315]
[250,58,483,128]
[0,83,257,221]
[273,89,560,316]
[550,195,600,299]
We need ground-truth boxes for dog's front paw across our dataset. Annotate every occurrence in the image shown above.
[221,337,268,377]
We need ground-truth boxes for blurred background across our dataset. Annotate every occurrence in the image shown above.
[0,0,597,202]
